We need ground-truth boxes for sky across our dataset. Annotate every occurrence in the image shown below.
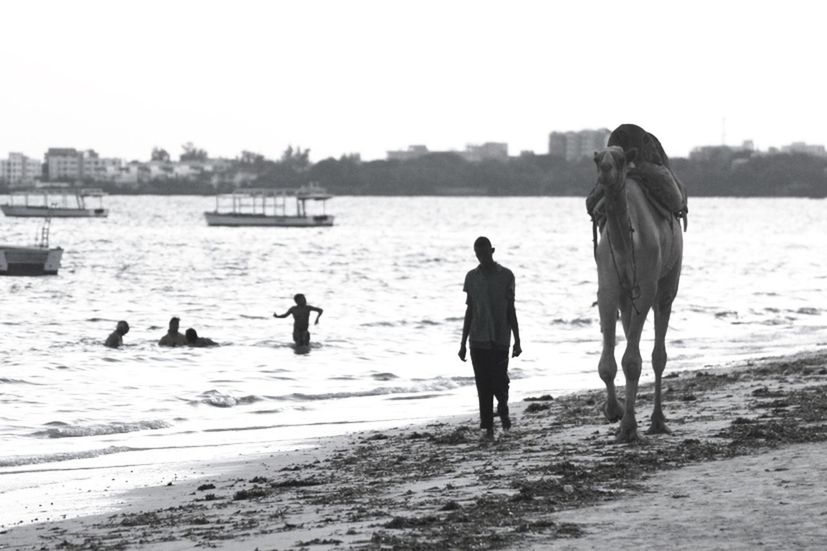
[1,0,825,163]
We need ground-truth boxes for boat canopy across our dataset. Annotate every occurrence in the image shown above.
[226,184,332,201]
[2,186,108,216]
[8,186,107,197]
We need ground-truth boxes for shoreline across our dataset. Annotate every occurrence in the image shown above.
[3,348,827,549]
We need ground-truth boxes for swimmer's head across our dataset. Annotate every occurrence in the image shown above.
[185,328,198,342]
[116,320,130,335]
[294,294,307,306]
[169,317,180,331]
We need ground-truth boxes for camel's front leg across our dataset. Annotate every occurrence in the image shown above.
[617,300,648,443]
[647,305,672,435]
[648,267,681,435]
[598,288,624,422]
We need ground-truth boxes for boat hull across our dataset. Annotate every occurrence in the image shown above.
[204,212,335,227]
[0,246,63,276]
[0,205,108,218]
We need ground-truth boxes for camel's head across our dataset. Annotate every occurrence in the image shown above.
[594,145,636,191]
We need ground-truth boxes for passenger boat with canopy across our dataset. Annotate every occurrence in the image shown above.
[204,183,334,227]
[1,185,108,218]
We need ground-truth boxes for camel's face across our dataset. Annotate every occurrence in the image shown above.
[594,146,633,191]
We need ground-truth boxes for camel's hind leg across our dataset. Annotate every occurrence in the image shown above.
[647,265,681,435]
[597,288,624,422]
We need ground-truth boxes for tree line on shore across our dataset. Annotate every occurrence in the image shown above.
[3,147,825,197]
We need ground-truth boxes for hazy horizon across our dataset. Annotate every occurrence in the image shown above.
[2,0,824,163]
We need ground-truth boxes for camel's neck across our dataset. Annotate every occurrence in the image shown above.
[603,177,633,255]
[602,176,639,298]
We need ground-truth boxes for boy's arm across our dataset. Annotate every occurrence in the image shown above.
[458,304,471,361]
[310,306,323,324]
[273,307,293,318]
[508,300,521,357]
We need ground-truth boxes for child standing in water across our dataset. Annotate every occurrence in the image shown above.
[274,294,323,346]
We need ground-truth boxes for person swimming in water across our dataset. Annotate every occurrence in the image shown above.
[104,320,130,348]
[273,294,323,346]
[185,328,218,347]
[158,316,187,347]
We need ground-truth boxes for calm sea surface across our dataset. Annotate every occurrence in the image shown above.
[1,195,826,524]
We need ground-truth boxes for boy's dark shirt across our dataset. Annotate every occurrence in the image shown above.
[463,262,515,351]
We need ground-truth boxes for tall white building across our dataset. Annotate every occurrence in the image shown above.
[44,148,127,182]
[0,152,42,186]
[548,128,610,161]
[81,150,124,181]
[44,148,83,181]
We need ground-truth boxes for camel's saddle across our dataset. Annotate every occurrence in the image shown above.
[587,124,688,232]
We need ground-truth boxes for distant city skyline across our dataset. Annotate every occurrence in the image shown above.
[1,1,825,164]
[2,131,825,169]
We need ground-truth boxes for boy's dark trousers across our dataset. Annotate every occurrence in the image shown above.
[470,347,511,431]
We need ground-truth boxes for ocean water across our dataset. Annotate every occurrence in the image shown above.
[1,195,826,524]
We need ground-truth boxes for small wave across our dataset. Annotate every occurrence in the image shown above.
[254,340,308,349]
[372,372,398,381]
[732,318,789,326]
[0,446,134,468]
[387,393,443,401]
[284,377,470,402]
[198,390,261,408]
[251,408,282,415]
[797,307,820,316]
[360,321,403,328]
[237,395,261,405]
[0,377,36,385]
[715,310,738,318]
[551,317,593,326]
[32,420,170,439]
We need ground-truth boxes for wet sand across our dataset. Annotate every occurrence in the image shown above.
[3,349,827,550]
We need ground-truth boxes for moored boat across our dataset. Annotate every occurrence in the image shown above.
[205,183,334,227]
[1,186,108,218]
[0,245,63,275]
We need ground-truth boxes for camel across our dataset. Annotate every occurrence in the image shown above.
[592,140,684,443]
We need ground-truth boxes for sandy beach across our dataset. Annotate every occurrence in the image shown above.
[3,348,827,550]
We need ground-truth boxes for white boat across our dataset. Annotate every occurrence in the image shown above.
[1,186,108,218]
[0,245,63,275]
[0,218,62,276]
[205,184,335,227]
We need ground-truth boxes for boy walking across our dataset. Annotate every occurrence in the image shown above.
[458,237,522,440]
